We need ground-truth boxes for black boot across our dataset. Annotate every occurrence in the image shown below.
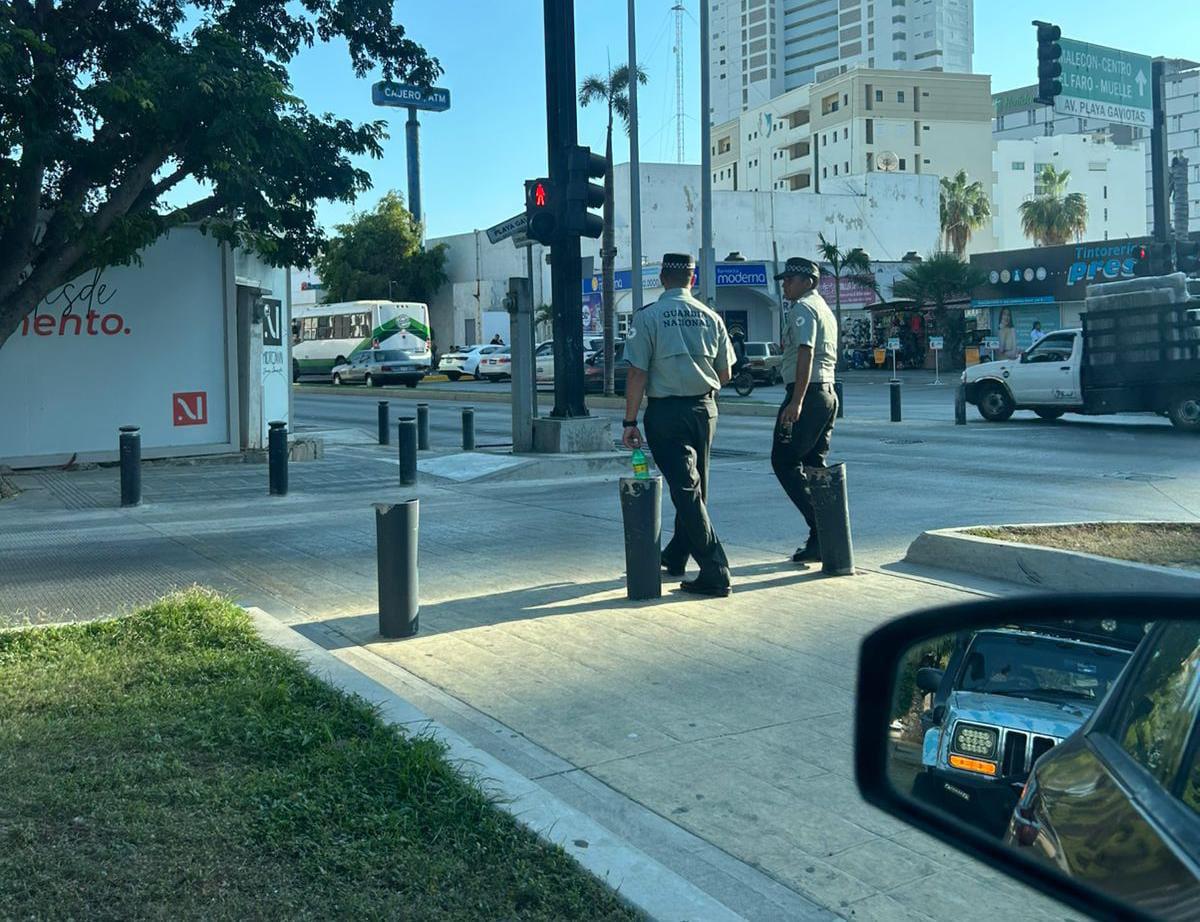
[792,536,821,563]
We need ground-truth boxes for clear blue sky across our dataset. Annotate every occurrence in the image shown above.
[288,1,1200,241]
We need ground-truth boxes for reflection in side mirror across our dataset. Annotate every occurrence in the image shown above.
[856,595,1200,921]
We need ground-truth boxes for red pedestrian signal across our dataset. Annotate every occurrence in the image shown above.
[534,182,547,207]
[525,178,558,245]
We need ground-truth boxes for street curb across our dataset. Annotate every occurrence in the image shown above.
[293,384,782,418]
[905,524,1200,593]
[244,607,745,922]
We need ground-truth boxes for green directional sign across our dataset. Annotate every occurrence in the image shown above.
[1056,38,1152,127]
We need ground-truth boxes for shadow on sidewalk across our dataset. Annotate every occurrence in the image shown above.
[294,560,832,650]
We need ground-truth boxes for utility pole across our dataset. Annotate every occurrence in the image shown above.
[1151,58,1171,247]
[699,0,716,307]
[628,0,644,312]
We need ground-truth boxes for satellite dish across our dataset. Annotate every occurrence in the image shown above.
[876,151,900,172]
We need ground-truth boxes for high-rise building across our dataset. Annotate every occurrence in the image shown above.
[708,0,974,126]
[991,59,1200,235]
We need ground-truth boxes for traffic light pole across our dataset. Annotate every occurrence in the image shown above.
[1151,58,1171,247]
[544,0,588,419]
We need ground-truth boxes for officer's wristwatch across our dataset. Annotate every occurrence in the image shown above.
[622,419,638,428]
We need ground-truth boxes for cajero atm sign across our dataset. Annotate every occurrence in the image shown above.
[0,229,233,466]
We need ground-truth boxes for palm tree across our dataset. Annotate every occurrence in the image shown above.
[1019,165,1089,246]
[535,303,553,340]
[939,169,991,257]
[816,232,876,371]
[891,252,986,368]
[580,63,648,395]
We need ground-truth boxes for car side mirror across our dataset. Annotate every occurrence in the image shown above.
[915,667,943,694]
[856,594,1198,921]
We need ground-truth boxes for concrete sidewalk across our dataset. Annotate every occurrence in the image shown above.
[0,445,1070,921]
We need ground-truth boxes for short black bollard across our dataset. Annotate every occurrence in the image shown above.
[375,499,419,638]
[808,463,855,576]
[834,381,844,419]
[955,384,968,426]
[416,403,430,450]
[377,401,390,445]
[268,420,288,496]
[889,381,902,423]
[619,476,663,600]
[462,406,475,451]
[398,417,418,486]
[119,425,141,507]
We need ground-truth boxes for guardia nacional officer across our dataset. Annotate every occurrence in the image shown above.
[772,257,839,564]
[622,253,736,597]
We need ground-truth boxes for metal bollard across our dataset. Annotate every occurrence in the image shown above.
[398,417,417,486]
[955,384,967,426]
[808,463,855,576]
[619,476,663,600]
[268,420,288,496]
[119,425,141,507]
[417,403,430,450]
[375,500,419,638]
[890,381,902,423]
[377,401,390,445]
[462,406,475,451]
[834,381,844,419]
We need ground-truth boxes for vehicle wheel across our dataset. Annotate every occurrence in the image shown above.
[1034,408,1065,421]
[365,373,378,387]
[332,373,342,385]
[733,371,754,397]
[446,372,461,382]
[292,359,300,383]
[977,384,1015,422]
[1167,394,1200,432]
[404,379,419,389]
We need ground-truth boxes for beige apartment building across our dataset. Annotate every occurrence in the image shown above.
[711,68,996,250]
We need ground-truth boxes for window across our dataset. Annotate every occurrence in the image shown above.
[875,90,884,102]
[897,90,905,103]
[834,164,839,175]
[823,167,828,178]
[898,157,906,170]
[1011,161,1025,171]
[1110,622,1200,792]
[865,84,873,109]
[1103,184,1108,199]
[865,118,874,143]
[844,161,849,174]
[822,133,827,147]
[843,127,849,139]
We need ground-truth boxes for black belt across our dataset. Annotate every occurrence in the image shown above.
[648,391,715,402]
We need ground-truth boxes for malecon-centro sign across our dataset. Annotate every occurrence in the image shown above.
[1055,38,1152,128]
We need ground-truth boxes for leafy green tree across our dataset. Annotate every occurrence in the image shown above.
[579,63,647,395]
[315,192,447,303]
[816,232,875,371]
[0,0,439,350]
[939,169,992,257]
[1019,165,1088,246]
[892,252,986,368]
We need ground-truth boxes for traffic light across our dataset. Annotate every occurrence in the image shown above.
[524,178,558,245]
[1130,242,1174,276]
[1034,21,1063,105]
[1177,239,1200,276]
[565,145,605,238]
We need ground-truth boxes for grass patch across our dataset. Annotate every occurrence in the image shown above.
[0,589,640,921]
[967,523,1200,571]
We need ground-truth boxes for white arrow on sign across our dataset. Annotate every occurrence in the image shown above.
[1135,70,1148,97]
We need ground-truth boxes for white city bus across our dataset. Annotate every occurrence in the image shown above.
[291,301,432,381]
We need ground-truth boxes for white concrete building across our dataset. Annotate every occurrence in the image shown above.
[711,68,995,250]
[427,162,941,347]
[709,0,974,125]
[990,134,1146,251]
[992,60,1200,235]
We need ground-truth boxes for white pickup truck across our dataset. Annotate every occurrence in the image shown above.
[962,273,1200,432]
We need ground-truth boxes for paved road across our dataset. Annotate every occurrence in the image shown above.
[295,387,1199,566]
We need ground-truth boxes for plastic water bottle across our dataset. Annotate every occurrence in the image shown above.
[631,448,649,480]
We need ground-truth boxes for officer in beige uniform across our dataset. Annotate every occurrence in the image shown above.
[772,257,839,563]
[622,253,736,597]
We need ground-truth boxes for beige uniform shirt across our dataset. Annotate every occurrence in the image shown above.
[781,291,838,386]
[624,288,736,398]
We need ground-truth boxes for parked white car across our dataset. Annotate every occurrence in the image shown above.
[477,347,512,382]
[438,344,505,380]
[535,337,612,387]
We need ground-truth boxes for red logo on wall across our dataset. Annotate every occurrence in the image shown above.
[173,391,208,426]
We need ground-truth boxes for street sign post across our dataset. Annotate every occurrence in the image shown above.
[485,213,528,245]
[1055,39,1152,128]
[886,337,901,381]
[983,336,1000,362]
[371,83,452,232]
[928,336,944,386]
[370,83,452,111]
